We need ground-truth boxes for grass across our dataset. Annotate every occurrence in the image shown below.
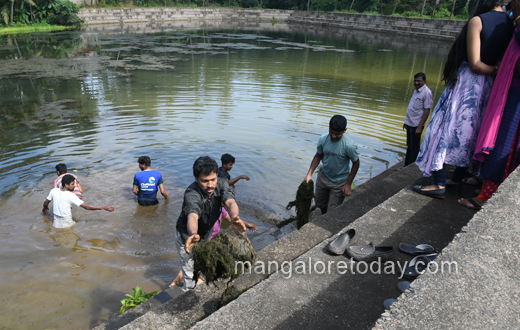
[0,23,75,35]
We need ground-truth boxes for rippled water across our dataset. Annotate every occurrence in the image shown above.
[0,23,451,329]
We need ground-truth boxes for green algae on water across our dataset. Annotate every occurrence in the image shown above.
[192,230,256,285]
[285,180,314,229]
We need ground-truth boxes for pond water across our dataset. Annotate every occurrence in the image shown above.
[0,22,451,329]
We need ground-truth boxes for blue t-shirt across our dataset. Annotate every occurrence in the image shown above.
[133,170,164,202]
[317,133,359,183]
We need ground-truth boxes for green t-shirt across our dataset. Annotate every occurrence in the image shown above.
[317,133,359,183]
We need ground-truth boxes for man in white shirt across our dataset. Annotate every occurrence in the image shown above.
[42,174,115,228]
[403,72,433,166]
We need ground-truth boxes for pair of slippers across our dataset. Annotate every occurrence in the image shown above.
[398,243,439,280]
[327,229,395,261]
[383,281,411,309]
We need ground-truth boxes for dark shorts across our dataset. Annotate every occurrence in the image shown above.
[138,199,159,206]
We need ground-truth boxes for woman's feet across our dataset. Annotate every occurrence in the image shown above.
[458,197,485,210]
[413,185,446,199]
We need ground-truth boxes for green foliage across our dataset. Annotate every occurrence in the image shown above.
[433,7,450,19]
[401,10,419,17]
[46,0,82,26]
[119,286,157,315]
[269,16,279,24]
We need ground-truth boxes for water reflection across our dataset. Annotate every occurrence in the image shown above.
[0,22,451,329]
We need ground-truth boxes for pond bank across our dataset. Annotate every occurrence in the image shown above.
[78,8,466,40]
[98,162,520,329]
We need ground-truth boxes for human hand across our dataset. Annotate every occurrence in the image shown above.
[103,206,115,212]
[415,127,423,135]
[304,175,312,183]
[42,206,48,213]
[185,234,200,254]
[164,193,170,199]
[403,123,406,130]
[343,184,353,196]
[230,217,247,234]
[241,175,250,181]
[245,222,258,232]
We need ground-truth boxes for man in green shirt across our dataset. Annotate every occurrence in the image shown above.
[304,115,360,214]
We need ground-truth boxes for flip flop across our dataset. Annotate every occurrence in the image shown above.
[397,281,410,293]
[458,198,483,210]
[402,253,438,280]
[327,229,357,255]
[398,243,436,256]
[383,298,397,309]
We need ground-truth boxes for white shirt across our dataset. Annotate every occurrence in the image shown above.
[46,188,84,228]
[404,84,433,127]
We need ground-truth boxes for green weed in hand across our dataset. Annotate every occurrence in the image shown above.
[119,286,157,315]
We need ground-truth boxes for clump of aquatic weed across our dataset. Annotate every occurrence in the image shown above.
[218,285,244,308]
[285,180,314,229]
[192,230,256,285]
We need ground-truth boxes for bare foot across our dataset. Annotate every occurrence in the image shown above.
[169,271,184,288]
[418,185,445,191]
[197,278,204,285]
[458,197,485,210]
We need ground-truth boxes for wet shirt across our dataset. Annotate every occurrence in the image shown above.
[46,188,84,228]
[404,84,433,127]
[317,133,359,183]
[218,166,230,180]
[133,170,164,202]
[176,178,235,243]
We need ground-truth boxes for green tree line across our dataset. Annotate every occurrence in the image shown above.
[1,0,481,27]
[97,0,478,19]
[0,0,82,26]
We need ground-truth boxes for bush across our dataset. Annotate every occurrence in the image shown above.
[401,10,420,17]
[433,8,451,19]
[46,0,83,26]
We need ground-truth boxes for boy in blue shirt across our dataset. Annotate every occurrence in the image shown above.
[133,156,169,206]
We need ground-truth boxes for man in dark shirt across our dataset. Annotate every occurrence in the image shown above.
[218,153,250,188]
[175,156,249,292]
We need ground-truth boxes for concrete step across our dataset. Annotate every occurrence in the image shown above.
[94,162,435,329]
[188,167,477,330]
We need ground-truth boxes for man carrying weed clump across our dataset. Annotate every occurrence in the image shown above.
[304,114,360,215]
[173,156,255,292]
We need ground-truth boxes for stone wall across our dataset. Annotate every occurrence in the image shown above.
[78,8,292,26]
[78,8,466,40]
[287,11,466,40]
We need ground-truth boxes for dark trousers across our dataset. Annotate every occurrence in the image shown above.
[432,166,466,186]
[405,125,422,166]
[138,199,159,206]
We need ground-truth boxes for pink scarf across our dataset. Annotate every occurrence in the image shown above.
[473,36,520,162]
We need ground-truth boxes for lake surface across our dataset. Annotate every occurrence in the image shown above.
[0,22,451,329]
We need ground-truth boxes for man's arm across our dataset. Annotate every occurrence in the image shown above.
[42,199,51,213]
[76,180,83,193]
[415,108,431,135]
[228,175,250,187]
[159,184,169,199]
[343,159,360,196]
[80,204,115,212]
[224,198,246,233]
[185,212,200,254]
[133,186,139,196]
[304,152,324,182]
